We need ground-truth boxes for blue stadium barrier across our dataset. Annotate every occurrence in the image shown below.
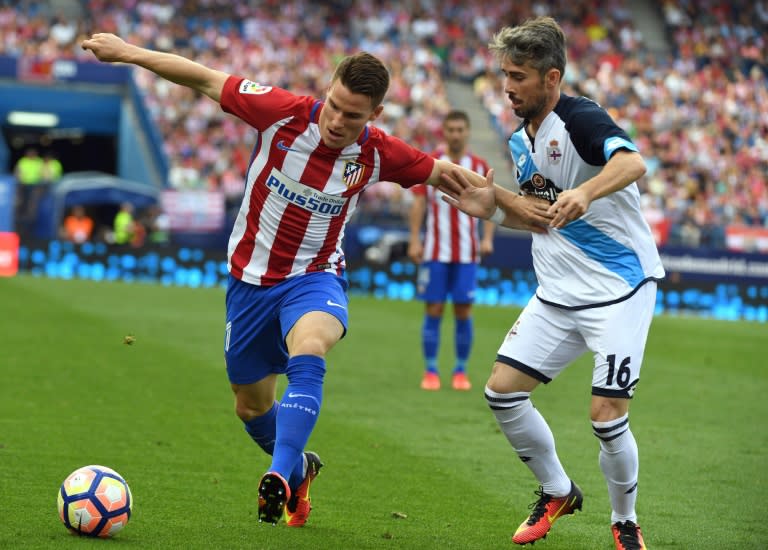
[13,234,768,323]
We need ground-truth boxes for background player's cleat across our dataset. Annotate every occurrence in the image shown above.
[512,481,583,545]
[420,372,441,390]
[451,372,472,391]
[612,520,647,550]
[258,472,290,525]
[285,452,324,527]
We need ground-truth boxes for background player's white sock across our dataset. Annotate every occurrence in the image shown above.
[593,414,638,523]
[486,387,571,495]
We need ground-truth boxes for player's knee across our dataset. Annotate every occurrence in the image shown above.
[590,396,630,422]
[453,304,472,319]
[286,312,344,355]
[426,303,444,317]
[234,396,274,421]
[290,336,330,356]
[487,362,540,394]
[234,404,260,422]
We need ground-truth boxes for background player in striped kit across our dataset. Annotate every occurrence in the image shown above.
[437,16,662,550]
[408,111,495,391]
[81,32,554,530]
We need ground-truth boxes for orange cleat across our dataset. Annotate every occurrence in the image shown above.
[420,372,441,390]
[612,520,647,550]
[512,481,583,545]
[285,452,323,527]
[451,372,472,391]
[258,472,290,525]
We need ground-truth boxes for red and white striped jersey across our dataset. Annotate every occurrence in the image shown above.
[412,151,489,264]
[220,76,435,286]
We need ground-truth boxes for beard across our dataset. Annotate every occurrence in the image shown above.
[447,141,464,156]
[510,91,548,121]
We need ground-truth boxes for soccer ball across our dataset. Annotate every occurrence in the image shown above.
[57,465,133,537]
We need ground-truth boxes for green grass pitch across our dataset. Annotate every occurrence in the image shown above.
[0,275,765,549]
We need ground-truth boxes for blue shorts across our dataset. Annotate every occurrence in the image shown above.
[416,261,477,304]
[224,272,349,385]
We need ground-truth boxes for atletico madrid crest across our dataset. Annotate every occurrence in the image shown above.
[343,161,365,187]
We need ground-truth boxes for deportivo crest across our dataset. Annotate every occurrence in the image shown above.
[546,139,562,165]
[342,161,365,187]
[239,79,272,95]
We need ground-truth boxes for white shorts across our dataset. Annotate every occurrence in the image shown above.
[496,282,657,398]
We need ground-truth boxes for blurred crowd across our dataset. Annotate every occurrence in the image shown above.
[2,0,766,250]
[474,0,768,248]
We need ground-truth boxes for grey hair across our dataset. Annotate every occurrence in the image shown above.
[488,16,566,79]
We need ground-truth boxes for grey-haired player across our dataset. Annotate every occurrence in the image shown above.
[439,16,663,550]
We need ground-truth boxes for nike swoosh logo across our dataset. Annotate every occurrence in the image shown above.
[326,299,346,309]
[288,392,313,399]
[276,140,297,152]
[546,497,575,523]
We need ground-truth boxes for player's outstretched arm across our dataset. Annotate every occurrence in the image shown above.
[81,33,229,102]
[438,167,552,234]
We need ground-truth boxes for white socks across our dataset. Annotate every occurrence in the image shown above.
[592,414,639,523]
[485,387,571,496]
[487,385,640,522]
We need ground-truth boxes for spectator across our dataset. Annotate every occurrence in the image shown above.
[2,0,765,248]
[60,205,94,244]
[113,202,135,245]
[13,147,44,233]
[41,152,63,185]
[142,205,170,246]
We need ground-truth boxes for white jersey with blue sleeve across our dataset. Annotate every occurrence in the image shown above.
[508,93,665,309]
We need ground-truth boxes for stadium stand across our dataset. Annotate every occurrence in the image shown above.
[472,0,767,249]
[1,0,766,251]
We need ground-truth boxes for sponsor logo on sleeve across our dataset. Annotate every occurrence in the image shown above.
[240,79,273,95]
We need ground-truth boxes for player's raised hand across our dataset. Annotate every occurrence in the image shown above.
[506,194,553,234]
[438,167,497,219]
[81,33,132,63]
[439,168,552,234]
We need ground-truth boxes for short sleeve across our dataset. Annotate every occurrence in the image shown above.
[220,76,313,131]
[378,134,435,188]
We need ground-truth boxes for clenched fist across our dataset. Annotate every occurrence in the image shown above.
[81,33,133,63]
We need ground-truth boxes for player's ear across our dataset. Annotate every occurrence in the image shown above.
[546,67,561,89]
[368,104,384,122]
